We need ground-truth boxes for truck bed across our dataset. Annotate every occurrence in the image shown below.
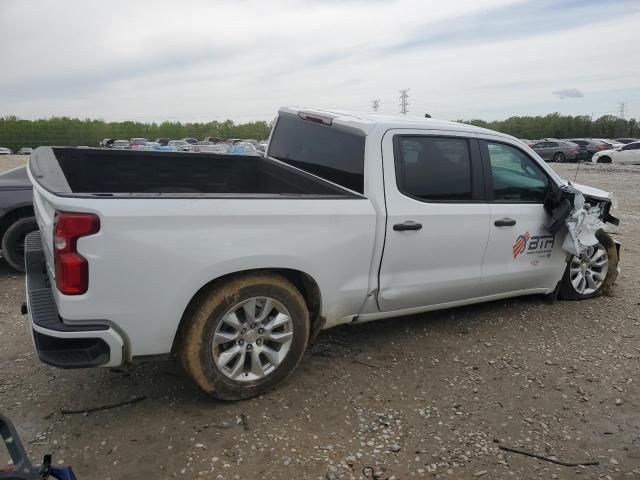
[29,147,357,198]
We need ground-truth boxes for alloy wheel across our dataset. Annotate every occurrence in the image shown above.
[212,297,294,382]
[569,244,608,295]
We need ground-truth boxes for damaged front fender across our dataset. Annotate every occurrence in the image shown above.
[544,183,620,257]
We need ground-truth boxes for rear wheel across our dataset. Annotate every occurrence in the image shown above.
[553,152,565,163]
[1,217,38,272]
[179,273,310,400]
[559,231,618,300]
[597,156,612,164]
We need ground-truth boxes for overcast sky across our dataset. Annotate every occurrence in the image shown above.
[1,0,639,123]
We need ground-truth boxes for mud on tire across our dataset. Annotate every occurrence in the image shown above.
[558,230,618,301]
[179,272,310,400]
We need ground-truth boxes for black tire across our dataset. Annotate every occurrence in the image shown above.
[179,272,310,400]
[553,152,565,163]
[597,156,612,164]
[1,217,38,272]
[558,230,618,301]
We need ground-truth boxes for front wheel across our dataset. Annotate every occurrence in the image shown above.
[559,231,618,300]
[553,152,565,163]
[179,273,310,400]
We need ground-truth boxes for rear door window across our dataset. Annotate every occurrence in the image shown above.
[394,136,473,201]
[268,115,365,193]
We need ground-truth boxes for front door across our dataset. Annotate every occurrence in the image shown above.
[478,139,566,295]
[377,130,490,311]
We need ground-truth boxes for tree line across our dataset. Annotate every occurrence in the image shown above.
[0,112,637,151]
[0,116,272,151]
[458,113,638,140]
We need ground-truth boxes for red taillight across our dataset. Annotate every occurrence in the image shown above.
[53,211,100,295]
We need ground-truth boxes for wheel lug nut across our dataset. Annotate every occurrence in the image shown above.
[256,339,263,346]
[240,328,247,334]
[258,328,264,335]
[250,323,256,329]
[238,339,244,346]
[247,344,253,351]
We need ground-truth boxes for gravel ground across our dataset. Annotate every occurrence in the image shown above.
[0,155,27,171]
[1,161,639,479]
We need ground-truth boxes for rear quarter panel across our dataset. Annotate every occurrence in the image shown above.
[34,189,377,357]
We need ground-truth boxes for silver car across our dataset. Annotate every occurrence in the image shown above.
[530,140,582,162]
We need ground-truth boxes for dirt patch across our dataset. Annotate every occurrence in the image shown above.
[0,163,639,479]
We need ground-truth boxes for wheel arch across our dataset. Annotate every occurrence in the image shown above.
[0,205,35,245]
[171,268,324,353]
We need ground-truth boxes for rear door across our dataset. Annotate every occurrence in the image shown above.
[377,130,490,311]
[478,138,566,295]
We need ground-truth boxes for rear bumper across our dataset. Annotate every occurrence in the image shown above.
[24,232,125,368]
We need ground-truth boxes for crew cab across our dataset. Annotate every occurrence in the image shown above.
[25,108,619,400]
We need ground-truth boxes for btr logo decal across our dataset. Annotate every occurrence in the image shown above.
[513,232,555,259]
[512,232,530,258]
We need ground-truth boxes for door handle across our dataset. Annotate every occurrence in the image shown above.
[393,221,422,231]
[494,218,516,227]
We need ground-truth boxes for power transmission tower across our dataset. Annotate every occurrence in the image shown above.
[399,89,410,115]
[618,101,626,120]
[617,101,627,136]
[371,99,380,112]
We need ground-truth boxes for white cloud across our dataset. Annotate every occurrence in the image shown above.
[552,89,585,99]
[0,0,638,122]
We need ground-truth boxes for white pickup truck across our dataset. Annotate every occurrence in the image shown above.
[25,108,620,400]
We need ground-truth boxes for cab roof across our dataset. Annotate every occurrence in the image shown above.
[279,106,512,139]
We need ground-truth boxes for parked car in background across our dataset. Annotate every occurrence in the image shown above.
[111,140,130,149]
[182,138,199,145]
[139,142,161,151]
[565,139,611,158]
[148,142,175,152]
[203,137,222,143]
[100,138,115,148]
[597,139,624,149]
[530,140,583,162]
[18,147,33,155]
[615,138,638,144]
[192,143,230,154]
[168,139,191,151]
[226,138,242,145]
[0,147,13,155]
[129,138,149,149]
[0,166,36,272]
[592,141,640,164]
[228,141,261,156]
[155,138,170,146]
